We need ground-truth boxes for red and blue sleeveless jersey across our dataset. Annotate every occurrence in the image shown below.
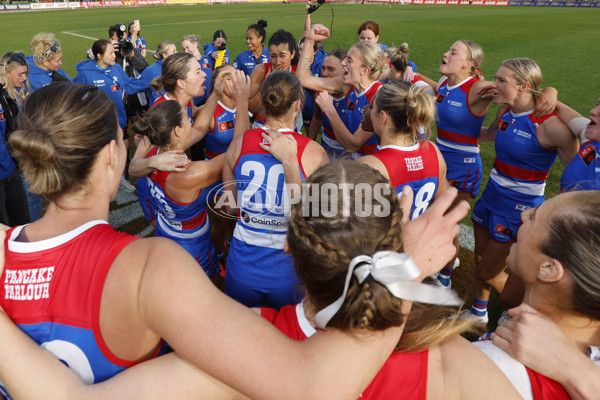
[146,147,216,274]
[152,94,193,123]
[205,101,236,159]
[320,93,348,155]
[435,77,486,154]
[261,303,428,400]
[560,140,600,192]
[372,142,440,220]
[0,222,164,398]
[483,109,558,214]
[227,128,310,288]
[345,81,382,156]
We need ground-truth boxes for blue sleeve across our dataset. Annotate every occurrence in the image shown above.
[73,71,86,84]
[408,61,417,73]
[125,69,152,94]
[232,52,244,70]
[202,57,214,97]
[119,66,144,95]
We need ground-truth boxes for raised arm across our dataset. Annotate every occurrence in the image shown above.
[222,134,242,216]
[228,69,251,141]
[309,102,324,141]
[247,63,266,106]
[191,71,227,144]
[303,1,313,38]
[297,25,344,94]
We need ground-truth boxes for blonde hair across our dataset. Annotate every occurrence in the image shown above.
[501,58,543,102]
[0,52,30,106]
[352,41,390,81]
[375,81,435,142]
[181,34,199,46]
[8,82,119,201]
[30,32,61,65]
[154,41,175,60]
[458,40,483,79]
[287,160,480,351]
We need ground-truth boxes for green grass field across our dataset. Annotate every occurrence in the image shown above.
[2,3,599,327]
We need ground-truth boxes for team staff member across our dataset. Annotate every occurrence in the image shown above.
[203,30,230,65]
[232,20,269,76]
[74,39,146,191]
[27,33,71,91]
[0,52,30,226]
[198,31,230,101]
[223,71,328,308]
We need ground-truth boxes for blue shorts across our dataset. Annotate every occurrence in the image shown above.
[440,150,482,198]
[472,199,521,243]
[225,273,303,309]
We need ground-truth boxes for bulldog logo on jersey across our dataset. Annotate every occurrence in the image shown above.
[0,112,5,121]
[202,63,211,69]
[580,144,596,166]
[436,94,444,103]
[494,223,513,237]
[111,85,119,92]
[347,101,355,111]
[219,120,235,131]
[498,120,509,132]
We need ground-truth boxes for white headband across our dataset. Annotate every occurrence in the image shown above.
[314,251,463,329]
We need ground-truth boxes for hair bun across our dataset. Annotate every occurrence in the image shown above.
[258,19,268,28]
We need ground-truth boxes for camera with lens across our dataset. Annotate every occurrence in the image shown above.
[113,23,134,56]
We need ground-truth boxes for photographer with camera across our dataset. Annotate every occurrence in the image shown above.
[74,39,148,192]
[110,23,149,127]
[198,30,229,102]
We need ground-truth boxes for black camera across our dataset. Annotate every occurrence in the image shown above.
[113,23,134,56]
[307,0,326,14]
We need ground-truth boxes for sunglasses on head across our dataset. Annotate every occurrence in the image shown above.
[0,53,26,67]
[43,42,60,58]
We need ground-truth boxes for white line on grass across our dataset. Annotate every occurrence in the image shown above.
[62,31,99,41]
